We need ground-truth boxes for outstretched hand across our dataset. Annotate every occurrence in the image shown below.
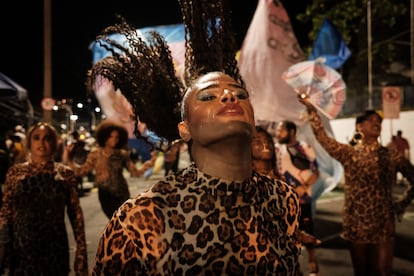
[297,93,316,113]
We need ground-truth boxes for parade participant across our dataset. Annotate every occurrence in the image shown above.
[393,130,410,161]
[299,95,414,276]
[252,125,281,179]
[275,120,320,275]
[0,122,88,275]
[90,1,302,274]
[66,120,155,219]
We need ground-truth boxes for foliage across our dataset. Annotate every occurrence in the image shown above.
[296,0,412,113]
[297,0,408,52]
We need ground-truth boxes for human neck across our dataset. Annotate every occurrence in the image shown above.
[30,155,52,164]
[363,137,379,145]
[286,137,297,147]
[252,159,273,176]
[191,137,252,181]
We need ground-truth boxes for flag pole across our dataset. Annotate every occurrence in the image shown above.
[43,0,52,122]
[411,0,414,85]
[367,0,373,109]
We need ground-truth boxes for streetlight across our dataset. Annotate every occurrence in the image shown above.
[53,99,75,133]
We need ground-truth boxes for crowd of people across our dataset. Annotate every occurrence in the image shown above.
[0,0,413,275]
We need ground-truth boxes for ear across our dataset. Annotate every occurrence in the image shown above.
[178,121,192,142]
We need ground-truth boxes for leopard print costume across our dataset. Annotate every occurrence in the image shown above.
[308,111,414,243]
[0,161,88,275]
[92,163,301,275]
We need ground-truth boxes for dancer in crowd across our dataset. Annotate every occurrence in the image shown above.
[299,95,414,276]
[65,120,155,219]
[90,1,301,274]
[0,122,88,275]
[253,125,321,275]
[275,120,320,275]
[251,125,281,179]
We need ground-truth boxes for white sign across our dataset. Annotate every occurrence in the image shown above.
[41,97,55,111]
[382,86,401,119]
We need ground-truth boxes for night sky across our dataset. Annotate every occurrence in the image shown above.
[1,0,310,112]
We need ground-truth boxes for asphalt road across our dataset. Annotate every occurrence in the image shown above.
[66,171,414,275]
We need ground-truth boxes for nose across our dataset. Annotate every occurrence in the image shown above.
[221,89,237,103]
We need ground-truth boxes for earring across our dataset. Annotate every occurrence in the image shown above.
[350,129,364,146]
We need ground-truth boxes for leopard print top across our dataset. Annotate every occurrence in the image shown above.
[0,160,88,275]
[308,111,414,243]
[92,163,301,275]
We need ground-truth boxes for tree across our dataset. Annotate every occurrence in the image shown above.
[297,0,411,114]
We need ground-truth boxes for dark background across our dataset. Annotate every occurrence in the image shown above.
[1,0,310,115]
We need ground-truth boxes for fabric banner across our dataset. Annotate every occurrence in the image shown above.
[309,19,351,69]
[88,24,185,138]
[238,0,344,201]
[89,23,185,73]
[382,86,401,119]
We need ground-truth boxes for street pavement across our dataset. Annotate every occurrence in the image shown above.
[66,171,414,275]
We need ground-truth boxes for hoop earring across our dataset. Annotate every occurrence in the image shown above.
[351,129,364,146]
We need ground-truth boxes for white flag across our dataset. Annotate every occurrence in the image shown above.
[238,0,344,201]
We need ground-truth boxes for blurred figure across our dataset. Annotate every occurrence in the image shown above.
[11,133,26,164]
[275,120,320,276]
[66,131,90,195]
[65,120,155,219]
[163,139,184,176]
[392,130,410,161]
[0,122,88,275]
[300,95,414,276]
[0,138,12,208]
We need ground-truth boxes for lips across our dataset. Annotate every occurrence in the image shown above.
[217,104,244,116]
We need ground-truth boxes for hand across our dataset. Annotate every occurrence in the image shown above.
[297,93,316,113]
[295,185,307,197]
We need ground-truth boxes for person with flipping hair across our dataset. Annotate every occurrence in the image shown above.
[90,1,302,274]
[65,120,155,219]
[0,122,88,275]
[299,95,414,276]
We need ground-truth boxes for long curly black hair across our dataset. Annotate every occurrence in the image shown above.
[178,0,244,89]
[86,0,242,150]
[86,17,184,146]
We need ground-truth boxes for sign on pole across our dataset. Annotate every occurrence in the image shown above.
[382,86,401,119]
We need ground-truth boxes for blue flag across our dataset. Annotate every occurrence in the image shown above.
[310,19,351,69]
[89,23,185,72]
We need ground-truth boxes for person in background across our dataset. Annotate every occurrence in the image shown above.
[252,125,281,179]
[90,1,301,273]
[0,122,88,275]
[163,139,184,176]
[65,120,155,219]
[252,125,321,251]
[65,131,90,195]
[0,138,12,208]
[299,95,414,276]
[392,130,410,161]
[275,120,320,276]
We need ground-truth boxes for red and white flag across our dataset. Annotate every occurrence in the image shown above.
[238,0,344,199]
[238,0,306,123]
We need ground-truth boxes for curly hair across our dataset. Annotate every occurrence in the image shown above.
[87,16,184,145]
[87,0,242,150]
[94,120,129,149]
[178,0,244,88]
